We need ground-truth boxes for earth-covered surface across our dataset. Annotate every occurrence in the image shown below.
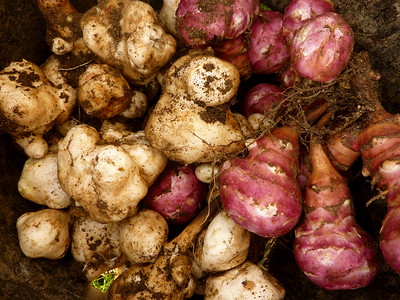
[0,0,399,299]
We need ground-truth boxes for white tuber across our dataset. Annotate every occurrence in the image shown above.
[119,90,148,119]
[145,50,245,164]
[159,0,181,37]
[119,209,169,264]
[71,216,124,281]
[195,163,220,184]
[80,0,177,85]
[77,64,132,119]
[57,124,167,223]
[0,60,77,158]
[18,152,72,209]
[205,261,285,300]
[195,210,250,273]
[16,209,72,260]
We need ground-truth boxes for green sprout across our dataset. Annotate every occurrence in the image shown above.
[91,269,116,293]
[260,2,271,11]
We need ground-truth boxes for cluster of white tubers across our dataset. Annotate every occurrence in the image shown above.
[205,261,285,300]
[194,210,251,273]
[57,124,168,223]
[145,50,246,164]
[16,209,73,260]
[80,0,177,85]
[0,60,77,158]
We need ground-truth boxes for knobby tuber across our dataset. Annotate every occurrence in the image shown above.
[80,0,177,85]
[204,261,285,300]
[143,163,208,225]
[194,209,250,273]
[0,60,77,158]
[294,141,378,290]
[57,124,168,223]
[145,49,246,164]
[17,209,73,260]
[119,209,169,264]
[71,216,125,281]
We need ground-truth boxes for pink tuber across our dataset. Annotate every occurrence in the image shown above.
[293,141,378,290]
[176,0,260,48]
[242,83,285,117]
[282,0,335,43]
[290,12,354,83]
[248,10,289,75]
[142,163,208,225]
[218,125,303,237]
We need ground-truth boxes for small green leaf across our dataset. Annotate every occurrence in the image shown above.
[91,270,116,293]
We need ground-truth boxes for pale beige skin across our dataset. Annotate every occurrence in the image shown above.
[71,216,124,281]
[195,210,250,273]
[16,209,72,260]
[57,124,168,223]
[0,60,77,158]
[159,0,181,37]
[80,0,177,85]
[145,51,246,164]
[119,209,169,264]
[18,152,72,209]
[205,261,286,300]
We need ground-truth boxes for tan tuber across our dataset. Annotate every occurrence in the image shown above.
[80,0,177,85]
[17,209,72,260]
[145,50,246,164]
[57,124,168,223]
[0,60,77,158]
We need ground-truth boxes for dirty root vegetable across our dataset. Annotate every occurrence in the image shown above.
[282,0,335,42]
[248,10,289,75]
[57,124,168,223]
[37,0,89,55]
[194,210,250,273]
[204,261,285,300]
[325,53,400,273]
[143,163,208,225]
[294,141,378,290]
[176,0,260,48]
[0,60,77,158]
[290,12,354,83]
[18,152,72,209]
[77,64,132,119]
[219,125,302,237]
[214,34,252,79]
[108,200,219,299]
[242,83,284,117]
[119,209,169,264]
[71,216,124,281]
[80,0,176,85]
[145,50,245,164]
[17,209,72,260]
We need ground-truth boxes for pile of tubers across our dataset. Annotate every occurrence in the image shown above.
[1,0,399,299]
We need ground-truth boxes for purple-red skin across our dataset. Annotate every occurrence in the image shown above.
[242,83,284,117]
[290,12,354,83]
[294,143,378,290]
[142,164,208,225]
[219,126,302,238]
[282,0,335,43]
[176,0,260,49]
[356,120,400,273]
[248,10,289,75]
